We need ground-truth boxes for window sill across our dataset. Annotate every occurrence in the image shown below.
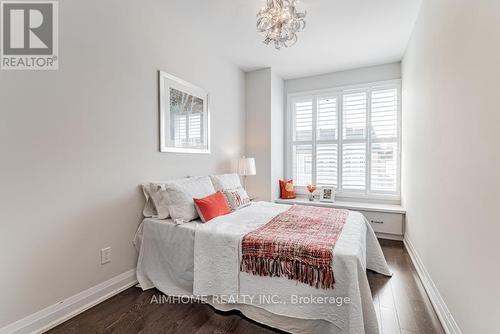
[274,196,406,214]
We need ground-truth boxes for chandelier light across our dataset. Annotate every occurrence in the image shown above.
[256,0,306,50]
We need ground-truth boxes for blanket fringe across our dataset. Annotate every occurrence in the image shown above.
[240,256,335,289]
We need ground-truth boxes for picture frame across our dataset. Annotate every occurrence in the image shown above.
[320,187,335,202]
[159,71,210,154]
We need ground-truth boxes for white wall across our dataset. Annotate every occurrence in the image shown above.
[285,62,401,94]
[270,71,285,200]
[245,68,284,201]
[245,69,272,200]
[402,1,500,333]
[0,0,245,327]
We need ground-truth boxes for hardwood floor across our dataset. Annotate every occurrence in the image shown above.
[47,240,444,334]
[369,240,444,334]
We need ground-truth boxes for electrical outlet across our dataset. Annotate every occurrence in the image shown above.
[101,247,111,264]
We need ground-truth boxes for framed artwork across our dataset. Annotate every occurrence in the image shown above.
[320,187,335,202]
[159,71,210,153]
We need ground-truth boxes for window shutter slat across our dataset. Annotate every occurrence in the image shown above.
[343,92,367,140]
[317,97,337,141]
[188,114,201,141]
[371,89,398,139]
[292,144,312,186]
[342,143,366,190]
[370,142,398,192]
[316,144,337,187]
[370,88,398,192]
[294,100,313,142]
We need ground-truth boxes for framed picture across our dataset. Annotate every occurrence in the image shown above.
[159,71,210,153]
[320,187,335,202]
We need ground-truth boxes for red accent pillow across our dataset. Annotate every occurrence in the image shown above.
[193,191,231,222]
[279,179,296,199]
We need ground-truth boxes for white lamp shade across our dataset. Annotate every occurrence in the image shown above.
[237,157,256,176]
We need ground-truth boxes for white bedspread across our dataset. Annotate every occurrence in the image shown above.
[135,218,199,295]
[135,202,391,334]
[193,202,391,334]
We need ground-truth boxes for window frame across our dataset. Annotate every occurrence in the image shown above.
[286,79,402,203]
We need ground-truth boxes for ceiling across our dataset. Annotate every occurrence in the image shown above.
[174,0,422,79]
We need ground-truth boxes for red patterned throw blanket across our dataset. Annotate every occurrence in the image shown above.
[240,205,349,289]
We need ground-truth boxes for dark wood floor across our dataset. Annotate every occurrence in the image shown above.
[47,240,444,334]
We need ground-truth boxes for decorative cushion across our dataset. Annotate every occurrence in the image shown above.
[162,176,216,223]
[210,173,242,191]
[279,179,296,199]
[193,191,231,222]
[223,187,251,211]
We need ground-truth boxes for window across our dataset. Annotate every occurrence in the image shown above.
[288,81,401,200]
[174,113,203,147]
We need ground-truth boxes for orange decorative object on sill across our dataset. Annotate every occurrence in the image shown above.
[279,179,296,199]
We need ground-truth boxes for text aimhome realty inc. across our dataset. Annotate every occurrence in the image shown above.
[150,294,352,306]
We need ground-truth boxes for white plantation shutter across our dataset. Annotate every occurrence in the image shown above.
[292,98,314,186]
[317,97,337,141]
[342,143,366,190]
[188,113,201,141]
[343,92,367,140]
[341,92,367,191]
[316,96,338,187]
[317,144,337,186]
[371,142,398,192]
[294,99,313,141]
[370,88,399,193]
[293,145,312,186]
[175,115,187,145]
[174,114,202,146]
[289,82,400,198]
[371,89,398,139]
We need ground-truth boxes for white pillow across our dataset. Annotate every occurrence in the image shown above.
[141,184,156,218]
[141,182,170,219]
[223,187,251,211]
[162,176,216,223]
[210,173,242,191]
[141,177,195,219]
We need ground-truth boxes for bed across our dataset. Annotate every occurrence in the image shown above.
[135,200,391,334]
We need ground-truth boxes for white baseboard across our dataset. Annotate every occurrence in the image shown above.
[376,232,404,241]
[0,269,138,334]
[403,237,462,334]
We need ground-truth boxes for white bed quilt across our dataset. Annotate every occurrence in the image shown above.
[135,218,198,295]
[193,202,391,334]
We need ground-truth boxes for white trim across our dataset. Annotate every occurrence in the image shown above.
[0,269,137,334]
[404,237,462,334]
[287,79,402,98]
[274,197,406,214]
[375,232,403,241]
[366,89,372,193]
[311,94,318,185]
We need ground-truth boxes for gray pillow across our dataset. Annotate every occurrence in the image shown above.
[162,176,216,223]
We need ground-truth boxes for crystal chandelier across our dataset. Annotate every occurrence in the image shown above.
[257,0,306,50]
